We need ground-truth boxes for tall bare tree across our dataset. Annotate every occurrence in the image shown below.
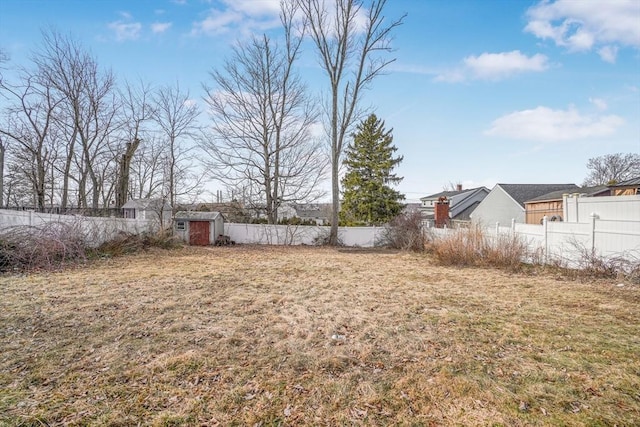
[0,73,61,209]
[115,80,155,207]
[583,153,640,186]
[130,135,166,200]
[202,2,325,223]
[153,82,200,208]
[33,29,118,209]
[296,0,404,243]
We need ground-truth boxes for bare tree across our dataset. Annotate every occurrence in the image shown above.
[130,135,166,199]
[202,2,325,224]
[0,72,61,209]
[583,153,640,186]
[296,0,404,244]
[152,82,200,208]
[115,80,155,207]
[33,29,118,209]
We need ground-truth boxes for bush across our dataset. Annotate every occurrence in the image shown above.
[378,211,427,252]
[0,221,183,273]
[94,230,182,258]
[0,221,87,272]
[428,225,529,271]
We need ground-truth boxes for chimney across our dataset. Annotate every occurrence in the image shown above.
[434,196,450,228]
[456,183,462,191]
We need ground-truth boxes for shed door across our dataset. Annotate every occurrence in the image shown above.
[189,221,210,246]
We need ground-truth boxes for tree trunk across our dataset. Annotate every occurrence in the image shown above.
[115,138,140,208]
[0,143,4,208]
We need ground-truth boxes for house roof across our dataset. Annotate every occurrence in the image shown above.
[420,187,487,201]
[498,184,579,207]
[174,211,223,221]
[122,198,171,210]
[454,201,482,221]
[609,177,640,187]
[526,185,608,203]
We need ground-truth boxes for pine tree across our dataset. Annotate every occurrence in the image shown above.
[340,114,405,226]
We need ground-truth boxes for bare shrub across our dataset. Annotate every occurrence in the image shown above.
[95,230,182,257]
[429,225,529,271]
[0,221,87,272]
[567,238,640,283]
[379,211,427,252]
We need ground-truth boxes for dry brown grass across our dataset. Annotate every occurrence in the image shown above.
[1,245,639,426]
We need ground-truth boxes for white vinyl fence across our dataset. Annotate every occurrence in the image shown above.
[225,223,384,247]
[0,209,157,246]
[428,214,640,267]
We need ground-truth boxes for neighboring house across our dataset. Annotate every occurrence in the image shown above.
[292,203,333,225]
[608,177,640,196]
[471,183,579,226]
[524,185,608,224]
[174,211,224,246]
[122,198,172,225]
[420,185,489,223]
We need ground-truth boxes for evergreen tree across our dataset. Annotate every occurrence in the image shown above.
[340,114,405,225]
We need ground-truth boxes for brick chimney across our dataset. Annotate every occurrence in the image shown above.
[434,196,450,228]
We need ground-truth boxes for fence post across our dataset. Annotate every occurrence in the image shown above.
[542,216,548,263]
[29,210,34,227]
[495,222,500,236]
[590,213,599,252]
[511,218,516,234]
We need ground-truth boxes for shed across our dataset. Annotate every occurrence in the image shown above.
[174,211,224,246]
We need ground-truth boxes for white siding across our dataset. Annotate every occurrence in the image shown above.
[471,186,524,226]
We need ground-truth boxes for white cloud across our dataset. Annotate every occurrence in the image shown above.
[435,50,549,82]
[191,0,282,37]
[485,106,624,142]
[589,97,608,111]
[525,0,640,62]
[108,20,142,41]
[151,22,172,34]
[598,45,618,63]
[464,51,549,80]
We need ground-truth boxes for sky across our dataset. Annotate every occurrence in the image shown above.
[1,0,639,202]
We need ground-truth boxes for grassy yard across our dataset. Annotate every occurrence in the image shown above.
[1,245,639,426]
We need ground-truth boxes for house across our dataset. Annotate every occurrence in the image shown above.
[608,177,640,196]
[289,203,332,225]
[471,183,579,226]
[524,185,608,224]
[174,211,224,246]
[420,185,489,224]
[122,198,172,226]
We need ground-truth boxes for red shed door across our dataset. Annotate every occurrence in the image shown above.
[189,221,210,246]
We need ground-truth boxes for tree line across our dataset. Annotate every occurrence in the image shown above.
[0,0,407,244]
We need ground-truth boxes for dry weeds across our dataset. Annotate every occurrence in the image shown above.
[1,246,638,426]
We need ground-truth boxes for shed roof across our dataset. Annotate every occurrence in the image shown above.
[498,184,579,207]
[174,211,223,221]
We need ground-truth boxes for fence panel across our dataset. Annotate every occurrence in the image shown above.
[0,209,156,246]
[225,223,383,247]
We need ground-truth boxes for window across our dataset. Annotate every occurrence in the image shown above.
[176,221,186,230]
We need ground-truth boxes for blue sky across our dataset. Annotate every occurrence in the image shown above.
[1,0,639,201]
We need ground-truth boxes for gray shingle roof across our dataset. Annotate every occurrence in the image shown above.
[174,211,222,221]
[499,184,579,207]
[610,177,640,187]
[421,187,486,201]
[526,185,608,203]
